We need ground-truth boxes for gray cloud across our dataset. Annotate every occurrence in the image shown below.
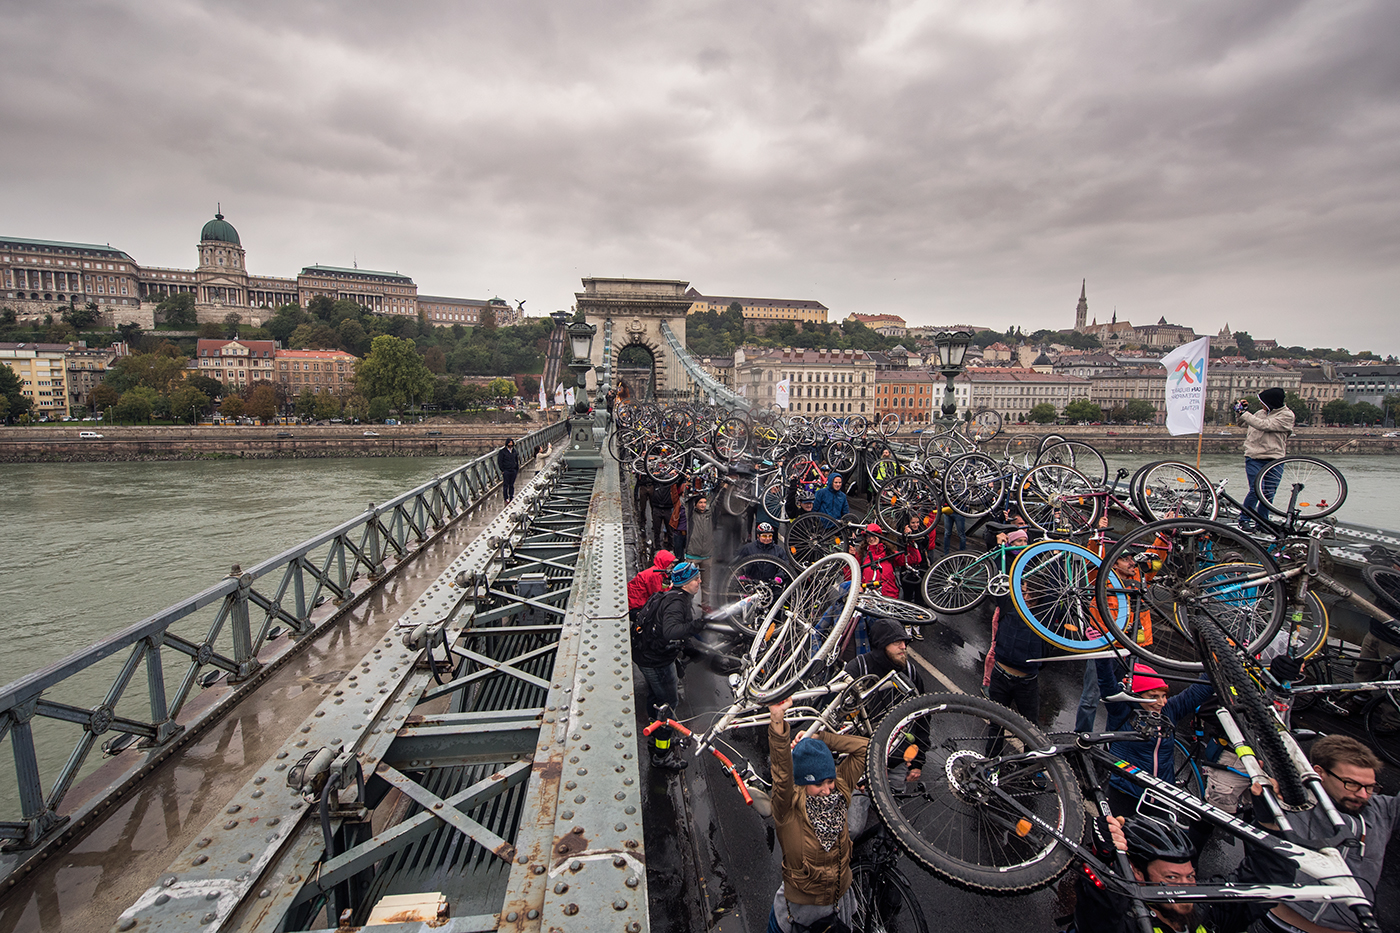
[2,0,1397,351]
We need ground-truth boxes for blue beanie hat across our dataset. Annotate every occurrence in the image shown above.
[791,737,837,786]
[669,561,700,586]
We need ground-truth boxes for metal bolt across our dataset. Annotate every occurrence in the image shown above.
[155,893,170,905]
[615,822,627,832]
[626,874,641,888]
[206,892,220,901]
[527,909,540,919]
[613,856,627,867]
[117,920,137,931]
[554,882,569,894]
[223,821,238,830]
[202,913,217,923]
[506,912,518,922]
[570,859,583,872]
[613,899,629,910]
[563,904,579,916]
[192,855,208,866]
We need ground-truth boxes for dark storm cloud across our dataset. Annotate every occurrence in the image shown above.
[2,0,1397,350]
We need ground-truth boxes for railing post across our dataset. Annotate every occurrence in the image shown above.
[8,700,68,847]
[144,634,182,745]
[366,502,387,581]
[225,565,261,684]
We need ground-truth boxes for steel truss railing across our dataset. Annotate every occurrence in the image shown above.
[113,451,645,932]
[0,422,565,870]
[658,319,750,409]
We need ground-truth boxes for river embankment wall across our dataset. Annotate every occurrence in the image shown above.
[896,424,1400,456]
[0,422,562,462]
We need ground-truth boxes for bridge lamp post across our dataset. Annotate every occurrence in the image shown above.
[565,320,604,464]
[929,329,973,426]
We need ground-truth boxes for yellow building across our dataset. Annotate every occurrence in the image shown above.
[685,288,828,325]
[275,349,358,398]
[0,341,71,419]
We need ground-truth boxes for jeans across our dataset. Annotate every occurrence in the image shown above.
[988,665,1040,724]
[639,661,680,712]
[1074,659,1102,733]
[1240,457,1279,525]
[943,511,967,553]
[502,472,517,503]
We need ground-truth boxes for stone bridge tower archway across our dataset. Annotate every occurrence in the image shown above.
[576,278,692,401]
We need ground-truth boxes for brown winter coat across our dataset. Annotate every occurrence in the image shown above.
[768,721,870,906]
[1240,407,1294,459]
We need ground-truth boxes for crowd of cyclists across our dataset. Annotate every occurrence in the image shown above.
[605,389,1399,933]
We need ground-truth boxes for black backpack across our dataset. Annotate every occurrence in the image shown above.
[631,589,680,650]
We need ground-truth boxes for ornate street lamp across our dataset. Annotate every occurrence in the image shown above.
[564,319,603,465]
[930,329,974,422]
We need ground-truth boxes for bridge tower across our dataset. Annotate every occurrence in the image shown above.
[576,277,692,401]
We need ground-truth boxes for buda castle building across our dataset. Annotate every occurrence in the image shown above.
[1,212,516,330]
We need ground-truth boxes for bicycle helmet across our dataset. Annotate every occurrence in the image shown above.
[669,561,701,586]
[756,522,775,535]
[1122,818,1196,868]
[797,487,816,503]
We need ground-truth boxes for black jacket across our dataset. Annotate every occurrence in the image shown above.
[634,589,702,667]
[842,649,926,728]
[497,445,520,475]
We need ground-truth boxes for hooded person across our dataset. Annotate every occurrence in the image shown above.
[812,472,849,523]
[858,524,900,598]
[497,438,520,504]
[843,617,927,724]
[1097,662,1214,815]
[627,549,676,621]
[1235,386,1295,530]
[634,560,704,772]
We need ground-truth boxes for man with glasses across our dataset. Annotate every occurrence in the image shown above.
[1259,735,1398,933]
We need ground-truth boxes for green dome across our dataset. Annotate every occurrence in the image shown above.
[200,212,241,246]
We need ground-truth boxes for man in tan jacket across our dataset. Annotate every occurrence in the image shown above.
[1235,386,1294,530]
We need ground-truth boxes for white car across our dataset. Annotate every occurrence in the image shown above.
[363,430,380,437]
[79,431,103,439]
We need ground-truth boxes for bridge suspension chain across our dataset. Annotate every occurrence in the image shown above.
[657,320,751,409]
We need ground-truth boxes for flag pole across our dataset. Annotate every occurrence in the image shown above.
[1196,426,1204,470]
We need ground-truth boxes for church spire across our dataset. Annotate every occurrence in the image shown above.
[1074,279,1088,332]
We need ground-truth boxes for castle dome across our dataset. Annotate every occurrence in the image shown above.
[200,211,241,246]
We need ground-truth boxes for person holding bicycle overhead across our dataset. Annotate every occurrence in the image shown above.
[1257,736,1400,933]
[1235,386,1294,532]
[1097,663,1213,818]
[1074,815,1291,933]
[766,697,870,933]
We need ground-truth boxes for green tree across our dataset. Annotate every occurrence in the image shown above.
[1124,398,1157,423]
[1027,402,1057,424]
[91,383,120,413]
[368,396,391,422]
[223,312,242,338]
[313,392,341,420]
[356,335,436,412]
[1284,392,1312,426]
[1384,394,1400,424]
[113,388,156,424]
[479,304,497,331]
[295,388,318,419]
[156,293,198,327]
[520,374,540,398]
[117,321,143,345]
[220,395,245,420]
[1321,398,1353,425]
[105,347,189,395]
[46,321,76,343]
[266,304,310,344]
[423,345,447,374]
[1063,399,1103,422]
[337,319,370,356]
[289,323,340,349]
[63,302,102,330]
[198,322,224,339]
[1353,401,1384,426]
[169,385,210,424]
[1233,331,1257,359]
[187,374,225,401]
[0,364,32,423]
[487,377,516,402]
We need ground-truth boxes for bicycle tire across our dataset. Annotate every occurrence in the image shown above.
[1016,464,1102,537]
[827,439,859,474]
[921,551,991,614]
[850,860,929,933]
[1134,461,1219,523]
[786,512,851,567]
[877,413,901,437]
[1196,616,1310,808]
[760,479,791,523]
[1172,738,1206,801]
[718,555,796,636]
[742,552,861,704]
[1253,456,1347,520]
[941,452,1005,519]
[856,595,937,627]
[971,407,1003,442]
[1037,433,1067,456]
[867,693,1085,894]
[876,474,941,540]
[713,417,750,461]
[1036,440,1108,487]
[1171,562,1299,667]
[1010,541,1120,653]
[1364,692,1400,768]
[1362,564,1400,618]
[1094,519,1283,673]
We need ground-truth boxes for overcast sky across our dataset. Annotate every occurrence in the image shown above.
[3,1,1397,353]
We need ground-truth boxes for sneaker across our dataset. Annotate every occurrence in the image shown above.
[910,628,924,642]
[650,749,689,772]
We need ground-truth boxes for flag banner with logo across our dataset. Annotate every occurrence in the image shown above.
[1161,336,1211,436]
[538,386,547,411]
[775,378,791,409]
[564,387,575,408]
[554,383,565,405]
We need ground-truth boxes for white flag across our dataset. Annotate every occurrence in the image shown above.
[1161,336,1211,436]
[538,386,547,411]
[565,387,576,408]
[775,378,791,409]
[554,383,565,405]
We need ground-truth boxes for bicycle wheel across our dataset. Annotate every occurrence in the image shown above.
[1036,440,1108,487]
[1134,461,1219,523]
[1172,739,1206,801]
[786,512,851,567]
[1015,464,1101,536]
[856,595,937,627]
[876,474,941,539]
[1253,456,1347,520]
[1364,692,1400,768]
[924,429,974,459]
[1009,541,1117,653]
[761,479,791,523]
[941,452,1005,519]
[971,407,1002,442]
[1196,617,1310,808]
[645,441,683,484]
[1002,433,1041,463]
[921,551,991,614]
[867,693,1085,893]
[850,861,929,933]
[1095,519,1283,673]
[1037,433,1067,456]
[713,417,749,461]
[877,413,901,437]
[742,552,861,704]
[1362,564,1400,617]
[717,556,795,636]
[827,439,859,474]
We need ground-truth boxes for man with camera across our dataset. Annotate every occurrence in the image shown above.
[1233,387,1294,532]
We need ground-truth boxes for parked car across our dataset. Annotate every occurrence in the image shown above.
[79,430,103,439]
[275,431,294,439]
[363,430,380,437]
